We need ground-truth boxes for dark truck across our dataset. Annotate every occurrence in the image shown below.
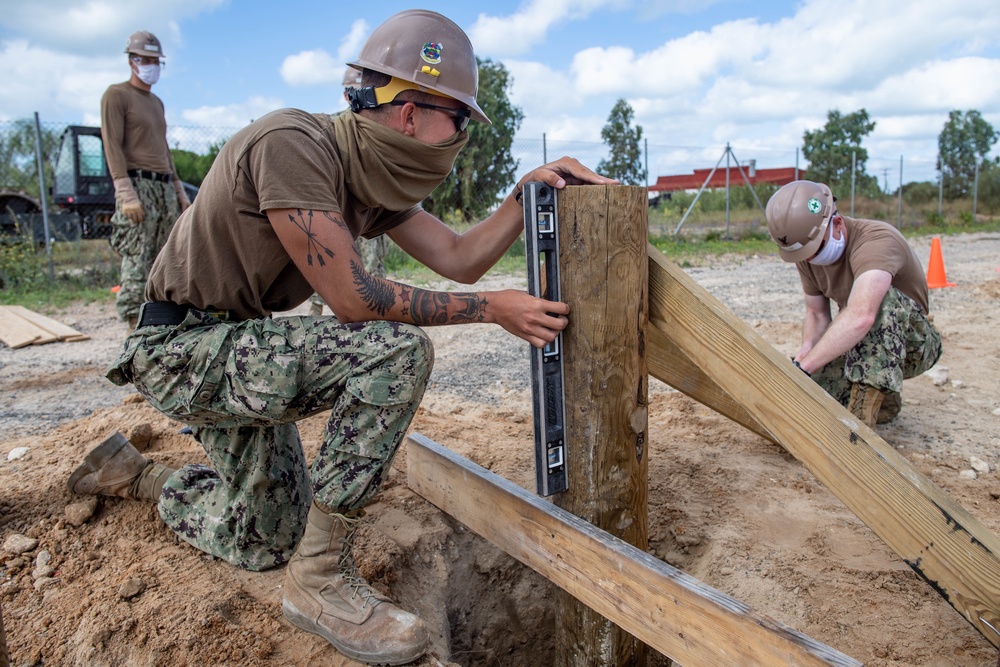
[50,125,198,239]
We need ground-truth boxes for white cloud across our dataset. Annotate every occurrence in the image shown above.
[180,96,284,128]
[0,39,122,121]
[280,19,371,88]
[280,50,342,86]
[337,19,370,63]
[0,0,226,56]
[470,0,623,58]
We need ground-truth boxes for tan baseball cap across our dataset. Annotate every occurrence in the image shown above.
[765,180,836,262]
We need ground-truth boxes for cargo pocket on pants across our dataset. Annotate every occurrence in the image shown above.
[344,371,417,407]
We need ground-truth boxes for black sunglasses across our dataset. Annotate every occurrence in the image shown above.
[389,100,471,132]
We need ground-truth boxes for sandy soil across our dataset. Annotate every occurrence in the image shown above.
[1,232,999,666]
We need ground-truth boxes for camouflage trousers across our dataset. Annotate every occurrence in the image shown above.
[309,235,388,311]
[810,287,942,406]
[106,308,433,571]
[110,178,179,322]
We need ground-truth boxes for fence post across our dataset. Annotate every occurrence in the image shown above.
[555,185,649,667]
[897,155,903,229]
[973,160,980,222]
[32,111,54,280]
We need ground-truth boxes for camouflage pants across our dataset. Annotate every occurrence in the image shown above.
[110,178,179,322]
[106,309,433,571]
[811,287,942,406]
[309,235,388,311]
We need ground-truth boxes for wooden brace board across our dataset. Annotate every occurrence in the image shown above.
[407,432,862,667]
[646,243,1000,647]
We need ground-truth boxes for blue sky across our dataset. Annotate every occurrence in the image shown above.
[2,0,999,186]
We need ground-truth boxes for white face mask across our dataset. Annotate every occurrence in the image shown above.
[135,63,160,86]
[808,221,846,265]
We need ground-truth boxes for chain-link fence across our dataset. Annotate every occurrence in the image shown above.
[1,115,994,246]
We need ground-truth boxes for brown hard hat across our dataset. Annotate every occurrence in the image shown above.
[342,68,362,87]
[765,180,836,263]
[124,30,164,58]
[348,9,490,124]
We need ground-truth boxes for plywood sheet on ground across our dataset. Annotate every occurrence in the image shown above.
[0,305,89,348]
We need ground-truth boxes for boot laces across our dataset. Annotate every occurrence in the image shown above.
[335,511,382,609]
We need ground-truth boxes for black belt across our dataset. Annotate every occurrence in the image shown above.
[136,301,229,328]
[128,168,172,183]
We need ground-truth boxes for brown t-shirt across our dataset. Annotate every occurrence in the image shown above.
[100,81,178,179]
[146,109,418,319]
[796,216,930,313]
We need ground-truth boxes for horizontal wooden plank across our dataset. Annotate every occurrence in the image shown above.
[646,243,1000,647]
[406,432,861,667]
[0,306,44,348]
[7,305,88,341]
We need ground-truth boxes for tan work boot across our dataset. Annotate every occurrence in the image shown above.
[67,431,175,501]
[282,501,429,665]
[848,383,885,429]
[878,391,902,424]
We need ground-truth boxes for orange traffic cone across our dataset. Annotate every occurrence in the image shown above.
[926,237,955,289]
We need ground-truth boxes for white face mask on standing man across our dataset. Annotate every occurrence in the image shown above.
[132,57,161,86]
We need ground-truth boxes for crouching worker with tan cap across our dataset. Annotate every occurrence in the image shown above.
[68,8,616,666]
[764,180,942,428]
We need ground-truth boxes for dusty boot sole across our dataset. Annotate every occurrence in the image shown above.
[281,599,426,666]
[67,431,131,494]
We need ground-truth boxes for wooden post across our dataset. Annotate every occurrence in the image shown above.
[555,185,649,667]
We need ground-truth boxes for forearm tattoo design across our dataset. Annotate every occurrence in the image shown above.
[288,209,336,267]
[350,260,487,325]
[409,290,487,325]
[352,260,395,316]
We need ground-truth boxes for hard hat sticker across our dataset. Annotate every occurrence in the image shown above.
[807,198,822,214]
[421,42,442,65]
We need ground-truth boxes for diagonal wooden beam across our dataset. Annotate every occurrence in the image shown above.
[406,432,862,667]
[646,242,1000,647]
[647,323,774,442]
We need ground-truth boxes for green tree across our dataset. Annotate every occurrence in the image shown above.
[0,119,60,200]
[171,139,226,186]
[937,109,998,200]
[596,99,646,186]
[977,161,1000,213]
[802,109,878,196]
[423,58,523,222]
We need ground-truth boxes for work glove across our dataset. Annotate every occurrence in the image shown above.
[113,177,144,223]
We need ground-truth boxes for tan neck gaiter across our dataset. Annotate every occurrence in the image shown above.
[332,111,468,210]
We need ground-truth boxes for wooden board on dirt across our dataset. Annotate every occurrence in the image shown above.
[0,305,89,348]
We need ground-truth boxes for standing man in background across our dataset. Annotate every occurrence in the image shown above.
[102,30,190,329]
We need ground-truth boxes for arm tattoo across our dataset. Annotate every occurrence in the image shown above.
[352,260,396,316]
[409,290,487,325]
[288,209,335,267]
[320,210,350,231]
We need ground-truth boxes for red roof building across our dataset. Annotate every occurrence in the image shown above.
[649,166,804,192]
